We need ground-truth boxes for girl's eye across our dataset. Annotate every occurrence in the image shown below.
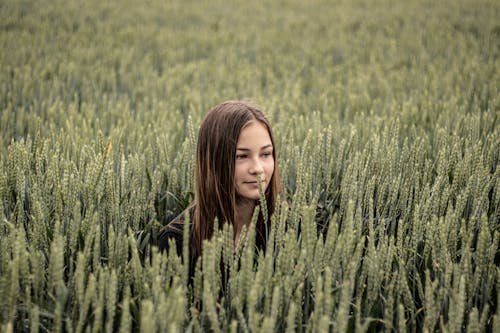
[261,152,272,158]
[236,154,247,160]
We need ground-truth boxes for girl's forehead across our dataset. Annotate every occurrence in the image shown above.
[237,122,272,145]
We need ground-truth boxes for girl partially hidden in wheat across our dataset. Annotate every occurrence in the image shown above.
[158,100,280,281]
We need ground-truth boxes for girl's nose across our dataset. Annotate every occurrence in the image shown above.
[249,160,264,175]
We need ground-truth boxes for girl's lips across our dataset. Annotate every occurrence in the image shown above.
[244,183,259,189]
[243,181,266,190]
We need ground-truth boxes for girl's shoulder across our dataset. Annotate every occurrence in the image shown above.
[157,205,195,253]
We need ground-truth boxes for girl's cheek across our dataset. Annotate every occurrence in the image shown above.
[267,160,275,173]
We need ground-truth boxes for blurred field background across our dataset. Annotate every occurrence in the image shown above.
[0,0,499,332]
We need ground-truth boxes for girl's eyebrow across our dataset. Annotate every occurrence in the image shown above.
[237,144,273,151]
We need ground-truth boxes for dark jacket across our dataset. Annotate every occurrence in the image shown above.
[157,206,196,282]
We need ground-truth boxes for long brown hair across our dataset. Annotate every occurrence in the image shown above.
[192,101,280,259]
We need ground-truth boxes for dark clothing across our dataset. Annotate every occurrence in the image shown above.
[157,206,196,282]
[158,205,270,286]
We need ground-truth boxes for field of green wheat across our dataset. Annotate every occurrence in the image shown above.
[1,0,499,331]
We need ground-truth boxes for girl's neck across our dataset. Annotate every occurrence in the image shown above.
[234,198,256,245]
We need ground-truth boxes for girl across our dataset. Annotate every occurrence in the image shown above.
[158,100,280,281]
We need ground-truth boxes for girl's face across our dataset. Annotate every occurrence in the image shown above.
[234,121,275,201]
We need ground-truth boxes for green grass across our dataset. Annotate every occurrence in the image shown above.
[0,0,499,331]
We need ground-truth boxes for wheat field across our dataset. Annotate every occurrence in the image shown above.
[0,0,499,332]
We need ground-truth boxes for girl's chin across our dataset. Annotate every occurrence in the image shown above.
[236,192,262,203]
[236,184,268,202]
